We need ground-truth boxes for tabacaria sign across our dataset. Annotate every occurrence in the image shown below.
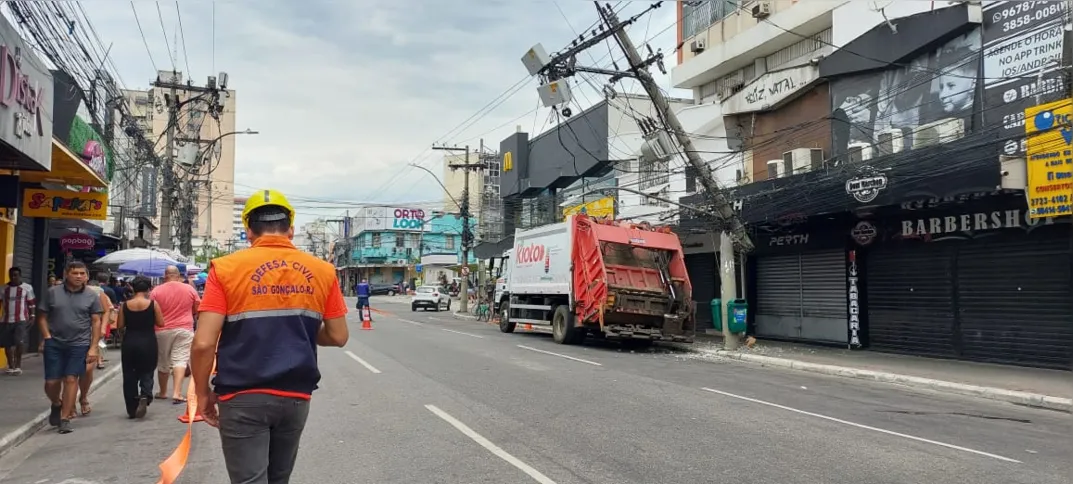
[846,250,862,349]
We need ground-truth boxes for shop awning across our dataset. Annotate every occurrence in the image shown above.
[19,139,107,188]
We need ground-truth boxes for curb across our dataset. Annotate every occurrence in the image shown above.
[452,312,478,321]
[701,349,1072,413]
[0,364,123,457]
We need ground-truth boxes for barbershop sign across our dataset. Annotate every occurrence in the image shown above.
[0,15,52,170]
[900,208,1054,240]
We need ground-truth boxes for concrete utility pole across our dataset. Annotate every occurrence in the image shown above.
[529,2,753,349]
[434,143,484,314]
[158,80,178,250]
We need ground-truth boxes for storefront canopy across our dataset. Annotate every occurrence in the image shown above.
[18,139,107,188]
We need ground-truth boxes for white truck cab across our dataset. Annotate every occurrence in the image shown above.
[492,248,512,315]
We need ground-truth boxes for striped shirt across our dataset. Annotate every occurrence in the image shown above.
[1,283,36,323]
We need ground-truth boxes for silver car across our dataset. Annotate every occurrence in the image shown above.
[411,285,451,312]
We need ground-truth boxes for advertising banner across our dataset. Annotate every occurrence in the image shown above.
[563,196,615,219]
[1024,98,1073,219]
[21,188,108,220]
[982,1,1070,156]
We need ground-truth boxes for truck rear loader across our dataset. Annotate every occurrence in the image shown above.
[496,214,695,344]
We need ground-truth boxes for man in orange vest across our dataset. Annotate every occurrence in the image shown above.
[190,189,349,484]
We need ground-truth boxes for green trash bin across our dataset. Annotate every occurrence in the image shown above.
[726,299,748,333]
[710,299,722,331]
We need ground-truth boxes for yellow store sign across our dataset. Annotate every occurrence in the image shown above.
[21,188,108,220]
[1025,98,1073,219]
[563,196,615,219]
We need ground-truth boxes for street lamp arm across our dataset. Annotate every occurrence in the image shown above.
[410,163,463,211]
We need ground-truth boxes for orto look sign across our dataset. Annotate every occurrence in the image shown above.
[391,208,427,231]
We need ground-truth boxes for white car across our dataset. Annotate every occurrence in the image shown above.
[411,285,451,312]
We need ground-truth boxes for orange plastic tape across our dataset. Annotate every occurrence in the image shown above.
[156,376,197,484]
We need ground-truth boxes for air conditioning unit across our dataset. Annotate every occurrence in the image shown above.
[847,142,873,163]
[876,129,906,155]
[690,38,706,54]
[752,1,772,18]
[766,160,783,179]
[913,118,965,148]
[783,148,824,174]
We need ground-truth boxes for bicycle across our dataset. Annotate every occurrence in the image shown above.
[474,296,491,322]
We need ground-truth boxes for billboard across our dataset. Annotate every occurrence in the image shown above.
[563,196,615,219]
[1024,98,1073,219]
[353,206,430,234]
[22,188,108,220]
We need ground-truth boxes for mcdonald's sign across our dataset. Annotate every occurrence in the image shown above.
[503,151,513,172]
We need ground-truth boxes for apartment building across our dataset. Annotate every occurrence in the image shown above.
[123,70,238,251]
[671,0,1073,369]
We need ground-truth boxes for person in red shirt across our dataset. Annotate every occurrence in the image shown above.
[191,189,348,484]
[2,267,36,375]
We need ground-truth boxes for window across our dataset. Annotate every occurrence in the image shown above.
[395,234,404,248]
[446,236,455,250]
[639,157,670,190]
[371,233,381,247]
[409,233,421,247]
[682,0,739,39]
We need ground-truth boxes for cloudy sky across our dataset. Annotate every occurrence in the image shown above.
[67,0,684,227]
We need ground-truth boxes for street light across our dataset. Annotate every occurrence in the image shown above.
[179,128,261,255]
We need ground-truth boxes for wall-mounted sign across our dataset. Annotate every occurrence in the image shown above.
[503,151,513,171]
[59,233,94,251]
[563,196,614,219]
[723,64,820,115]
[846,250,862,349]
[0,14,53,171]
[1024,98,1072,219]
[768,233,809,246]
[900,208,1054,239]
[21,188,108,220]
[845,165,887,203]
[850,221,876,246]
[391,208,427,231]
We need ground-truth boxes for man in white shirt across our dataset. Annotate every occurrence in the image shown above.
[2,267,36,375]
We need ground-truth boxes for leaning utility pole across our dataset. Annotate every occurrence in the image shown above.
[158,80,179,250]
[434,144,484,314]
[526,2,754,349]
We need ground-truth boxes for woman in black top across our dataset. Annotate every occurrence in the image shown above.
[115,276,165,419]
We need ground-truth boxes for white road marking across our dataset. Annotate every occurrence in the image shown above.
[440,328,484,339]
[700,387,1022,464]
[516,345,602,366]
[398,318,425,326]
[428,316,449,322]
[344,350,382,374]
[425,405,557,484]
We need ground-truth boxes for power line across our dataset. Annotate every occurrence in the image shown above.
[174,1,192,78]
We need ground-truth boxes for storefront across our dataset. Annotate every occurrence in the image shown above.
[856,193,1072,370]
[747,215,853,344]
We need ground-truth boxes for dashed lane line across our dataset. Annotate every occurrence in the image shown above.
[516,345,602,366]
[344,350,382,374]
[425,405,557,484]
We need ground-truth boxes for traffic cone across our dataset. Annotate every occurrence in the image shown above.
[361,307,373,330]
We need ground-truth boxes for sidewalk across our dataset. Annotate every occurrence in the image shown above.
[689,334,1071,412]
[0,352,121,457]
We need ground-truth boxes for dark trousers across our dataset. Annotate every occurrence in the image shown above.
[219,393,310,484]
[356,297,371,320]
[122,365,154,416]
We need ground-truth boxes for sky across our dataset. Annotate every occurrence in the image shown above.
[75,0,684,229]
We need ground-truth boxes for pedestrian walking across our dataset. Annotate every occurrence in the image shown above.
[355,278,372,321]
[75,273,114,417]
[37,261,103,434]
[191,189,348,484]
[116,276,164,419]
[151,265,200,404]
[2,267,36,375]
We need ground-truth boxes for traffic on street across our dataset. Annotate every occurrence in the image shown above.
[0,296,1067,484]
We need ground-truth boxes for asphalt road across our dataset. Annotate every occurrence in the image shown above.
[1,295,1068,484]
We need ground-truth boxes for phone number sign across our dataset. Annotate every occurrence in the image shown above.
[1025,98,1073,219]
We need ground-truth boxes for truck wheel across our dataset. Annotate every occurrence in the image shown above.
[499,302,515,333]
[552,306,583,345]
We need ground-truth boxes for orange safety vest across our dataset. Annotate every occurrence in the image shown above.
[207,235,341,401]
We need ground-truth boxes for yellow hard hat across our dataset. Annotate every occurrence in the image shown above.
[242,189,295,228]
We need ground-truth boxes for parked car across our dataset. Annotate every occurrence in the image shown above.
[369,283,399,296]
[411,285,451,312]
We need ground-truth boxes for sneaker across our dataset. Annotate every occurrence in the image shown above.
[134,397,149,419]
[11,368,21,376]
[48,405,61,427]
[3,368,12,375]
[57,419,72,434]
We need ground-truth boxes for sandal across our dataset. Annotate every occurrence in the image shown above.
[172,397,187,405]
[79,400,91,416]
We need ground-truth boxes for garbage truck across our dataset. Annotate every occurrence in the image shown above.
[496,214,695,345]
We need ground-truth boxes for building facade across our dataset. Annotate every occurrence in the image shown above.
[229,196,249,251]
[124,71,238,252]
[673,1,1072,369]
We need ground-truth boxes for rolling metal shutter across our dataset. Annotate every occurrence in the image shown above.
[12,211,34,276]
[867,243,957,358]
[956,235,1072,369]
[684,252,717,328]
[755,249,847,342]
